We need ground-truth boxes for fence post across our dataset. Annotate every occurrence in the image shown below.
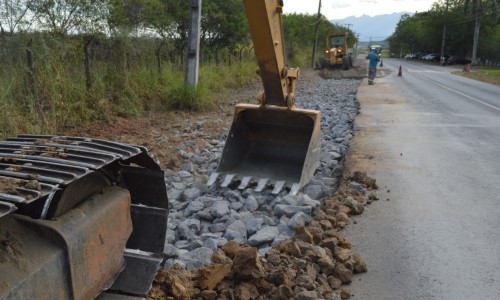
[156,41,164,73]
[84,36,94,91]
[26,39,36,97]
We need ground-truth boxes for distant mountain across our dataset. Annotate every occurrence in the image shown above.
[332,12,412,42]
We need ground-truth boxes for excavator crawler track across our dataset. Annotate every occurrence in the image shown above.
[0,134,168,298]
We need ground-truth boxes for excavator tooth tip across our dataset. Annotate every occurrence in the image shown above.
[289,183,301,196]
[272,180,286,195]
[221,174,236,188]
[207,172,220,186]
[238,176,252,190]
[255,178,270,192]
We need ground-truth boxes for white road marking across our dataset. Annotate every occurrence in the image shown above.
[407,70,446,73]
[408,71,500,113]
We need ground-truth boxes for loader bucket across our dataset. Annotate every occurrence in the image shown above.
[211,103,321,195]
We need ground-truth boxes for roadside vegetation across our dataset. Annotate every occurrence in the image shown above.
[389,0,500,66]
[456,67,500,85]
[0,0,355,140]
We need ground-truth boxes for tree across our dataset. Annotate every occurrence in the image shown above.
[107,0,151,33]
[463,0,499,63]
[30,0,109,35]
[390,11,446,55]
[163,0,190,58]
[201,0,248,52]
[145,0,176,39]
[0,0,34,35]
[282,13,355,52]
[390,0,500,62]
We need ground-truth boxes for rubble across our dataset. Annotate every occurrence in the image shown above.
[84,73,382,298]
[148,174,379,299]
[161,79,361,271]
[54,71,379,298]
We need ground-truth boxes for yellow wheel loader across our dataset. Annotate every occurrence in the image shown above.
[319,32,352,70]
[208,0,321,196]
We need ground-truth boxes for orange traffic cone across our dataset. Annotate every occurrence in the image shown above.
[398,65,402,77]
[380,59,383,67]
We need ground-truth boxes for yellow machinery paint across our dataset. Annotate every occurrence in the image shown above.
[209,0,321,195]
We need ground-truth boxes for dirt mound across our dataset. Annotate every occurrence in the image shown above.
[348,171,379,190]
[147,173,378,300]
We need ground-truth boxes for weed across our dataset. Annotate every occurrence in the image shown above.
[0,35,312,138]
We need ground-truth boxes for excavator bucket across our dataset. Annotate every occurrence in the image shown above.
[209,104,321,195]
[208,0,322,195]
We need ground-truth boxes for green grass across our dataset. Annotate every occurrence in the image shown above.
[0,34,314,140]
[457,67,500,86]
[0,50,261,140]
[477,68,500,79]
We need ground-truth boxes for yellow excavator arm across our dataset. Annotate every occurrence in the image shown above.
[243,0,298,108]
[209,0,321,195]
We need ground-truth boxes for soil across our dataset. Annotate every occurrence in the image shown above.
[0,176,42,196]
[64,76,264,170]
[0,67,382,298]
[147,175,378,300]
[0,177,20,196]
[63,69,335,171]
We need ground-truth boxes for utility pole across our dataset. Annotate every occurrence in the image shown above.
[186,0,202,87]
[440,0,449,65]
[311,0,322,69]
[471,1,482,65]
[355,33,360,57]
[345,23,353,31]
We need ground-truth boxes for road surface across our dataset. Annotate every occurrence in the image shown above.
[344,58,500,300]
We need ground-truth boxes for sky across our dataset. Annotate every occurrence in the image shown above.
[282,0,437,20]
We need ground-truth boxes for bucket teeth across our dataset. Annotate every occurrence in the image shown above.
[272,180,286,195]
[221,174,236,188]
[208,174,303,195]
[207,172,220,186]
[238,176,252,190]
[289,183,301,196]
[255,178,269,192]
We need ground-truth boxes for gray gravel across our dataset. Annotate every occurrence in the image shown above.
[163,78,360,269]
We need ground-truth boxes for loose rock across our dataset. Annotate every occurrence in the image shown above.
[148,74,380,299]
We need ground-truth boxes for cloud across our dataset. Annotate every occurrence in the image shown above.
[284,0,435,20]
[331,0,353,9]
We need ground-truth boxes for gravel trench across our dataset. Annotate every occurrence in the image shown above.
[162,77,362,270]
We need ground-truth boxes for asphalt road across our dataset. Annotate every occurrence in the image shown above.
[344,58,500,300]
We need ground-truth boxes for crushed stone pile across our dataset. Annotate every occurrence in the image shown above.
[145,74,384,299]
[149,173,379,300]
[163,78,361,270]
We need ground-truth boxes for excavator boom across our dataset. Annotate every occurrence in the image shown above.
[209,0,321,195]
[243,0,291,106]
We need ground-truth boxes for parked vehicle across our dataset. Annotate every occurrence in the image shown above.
[440,54,450,65]
[414,52,426,60]
[447,56,471,65]
[422,53,440,61]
